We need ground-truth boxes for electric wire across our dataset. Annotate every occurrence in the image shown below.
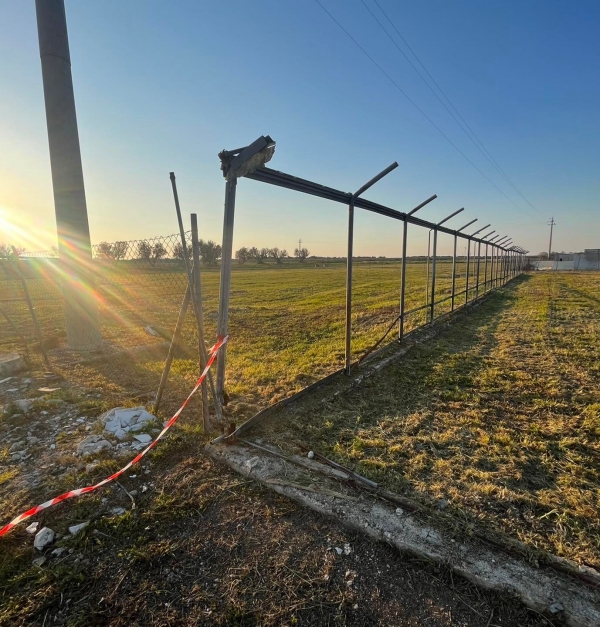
[369,0,543,219]
[313,0,535,216]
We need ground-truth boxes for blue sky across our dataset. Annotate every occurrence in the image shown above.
[1,0,598,256]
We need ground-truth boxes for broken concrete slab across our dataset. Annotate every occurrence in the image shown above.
[206,442,600,627]
[76,435,113,456]
[101,406,156,436]
[133,433,152,444]
[0,354,25,377]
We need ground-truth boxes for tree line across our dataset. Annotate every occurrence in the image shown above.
[235,246,310,265]
[95,239,222,266]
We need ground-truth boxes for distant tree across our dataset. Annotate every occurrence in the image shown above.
[152,243,167,265]
[249,247,268,264]
[137,241,167,266]
[538,252,549,260]
[294,247,310,262]
[0,244,25,260]
[137,241,152,263]
[199,240,222,266]
[112,241,128,261]
[269,247,288,264]
[235,246,250,265]
[97,242,114,259]
[173,242,192,265]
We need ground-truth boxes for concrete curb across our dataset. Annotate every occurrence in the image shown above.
[206,442,600,627]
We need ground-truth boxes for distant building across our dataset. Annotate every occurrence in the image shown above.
[533,249,600,271]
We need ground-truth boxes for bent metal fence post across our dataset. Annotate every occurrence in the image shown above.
[213,136,529,440]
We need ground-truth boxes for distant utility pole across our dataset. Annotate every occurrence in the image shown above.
[548,217,556,259]
[35,0,101,349]
[298,238,302,252]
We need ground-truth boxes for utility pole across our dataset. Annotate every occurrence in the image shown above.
[298,238,302,252]
[548,217,555,260]
[35,0,101,350]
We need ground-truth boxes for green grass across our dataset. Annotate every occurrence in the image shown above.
[260,272,600,568]
[1,258,494,418]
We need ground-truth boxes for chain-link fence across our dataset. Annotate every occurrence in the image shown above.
[0,233,204,360]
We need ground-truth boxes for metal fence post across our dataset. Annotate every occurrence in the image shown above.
[425,230,431,308]
[451,234,457,311]
[475,241,481,298]
[216,177,237,402]
[465,240,471,304]
[399,219,408,340]
[344,199,355,374]
[430,228,438,322]
[484,243,489,292]
[191,214,210,432]
[345,162,398,372]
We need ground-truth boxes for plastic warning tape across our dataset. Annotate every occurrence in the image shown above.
[0,336,228,538]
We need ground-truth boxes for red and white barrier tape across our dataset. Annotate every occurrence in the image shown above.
[0,336,228,538]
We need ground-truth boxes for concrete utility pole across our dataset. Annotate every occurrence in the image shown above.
[548,217,555,260]
[35,0,101,349]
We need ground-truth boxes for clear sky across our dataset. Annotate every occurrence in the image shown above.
[1,0,599,257]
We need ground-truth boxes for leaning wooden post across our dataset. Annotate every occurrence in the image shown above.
[170,172,222,422]
[191,214,210,432]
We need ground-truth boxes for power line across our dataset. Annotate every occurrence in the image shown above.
[313,0,536,216]
[368,0,544,219]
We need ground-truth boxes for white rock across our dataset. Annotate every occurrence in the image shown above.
[101,406,156,434]
[104,419,121,434]
[395,508,404,516]
[14,399,33,414]
[68,522,88,536]
[34,527,55,550]
[133,433,152,444]
[111,506,126,515]
[51,547,67,557]
[50,444,56,450]
[307,450,315,459]
[335,547,343,555]
[26,522,39,534]
[113,428,128,441]
[76,435,113,456]
[343,543,352,555]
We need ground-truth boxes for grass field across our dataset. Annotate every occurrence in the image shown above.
[259,272,600,569]
[2,257,489,418]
